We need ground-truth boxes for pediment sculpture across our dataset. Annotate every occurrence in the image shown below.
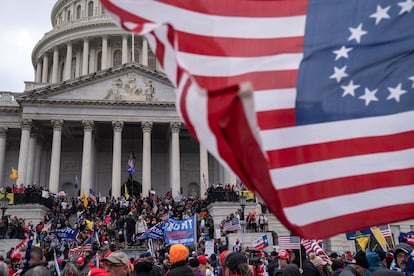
[104,73,155,101]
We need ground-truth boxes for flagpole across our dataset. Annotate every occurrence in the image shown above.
[194,214,198,252]
[388,224,396,249]
[131,32,135,62]
[299,238,303,271]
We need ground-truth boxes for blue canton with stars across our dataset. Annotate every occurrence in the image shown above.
[296,0,414,125]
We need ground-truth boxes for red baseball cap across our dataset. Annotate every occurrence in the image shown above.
[76,257,85,264]
[198,255,208,265]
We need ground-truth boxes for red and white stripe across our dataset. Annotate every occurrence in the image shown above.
[301,239,331,265]
[69,244,92,258]
[101,0,414,238]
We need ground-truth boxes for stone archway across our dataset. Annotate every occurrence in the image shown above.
[60,182,77,198]
[187,182,199,197]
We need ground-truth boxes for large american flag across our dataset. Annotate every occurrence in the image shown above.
[101,0,414,238]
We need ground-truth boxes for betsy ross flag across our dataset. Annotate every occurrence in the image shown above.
[252,235,269,250]
[101,0,414,238]
[278,235,301,250]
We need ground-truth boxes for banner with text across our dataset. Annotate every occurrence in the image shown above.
[51,226,78,241]
[164,216,196,246]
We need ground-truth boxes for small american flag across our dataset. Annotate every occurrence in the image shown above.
[69,244,92,258]
[378,224,392,238]
[301,238,331,265]
[222,218,241,232]
[278,235,301,250]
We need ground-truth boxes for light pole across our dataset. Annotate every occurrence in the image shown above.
[239,193,246,233]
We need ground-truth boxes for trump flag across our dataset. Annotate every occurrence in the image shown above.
[101,0,414,238]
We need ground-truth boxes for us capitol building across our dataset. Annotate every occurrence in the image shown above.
[0,0,240,200]
[0,0,412,250]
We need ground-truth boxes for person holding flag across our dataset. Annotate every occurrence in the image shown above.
[20,246,50,276]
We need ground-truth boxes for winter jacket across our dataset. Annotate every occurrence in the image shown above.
[168,261,195,276]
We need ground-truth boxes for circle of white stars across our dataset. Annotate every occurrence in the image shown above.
[329,0,414,106]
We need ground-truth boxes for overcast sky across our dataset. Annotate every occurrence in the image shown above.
[0,1,57,93]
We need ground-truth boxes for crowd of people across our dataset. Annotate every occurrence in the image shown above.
[0,238,413,276]
[0,184,412,276]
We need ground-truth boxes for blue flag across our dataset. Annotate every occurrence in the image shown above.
[164,216,196,246]
[138,222,165,240]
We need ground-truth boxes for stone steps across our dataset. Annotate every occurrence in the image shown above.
[0,239,23,259]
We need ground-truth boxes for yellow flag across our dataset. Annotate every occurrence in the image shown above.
[82,191,88,208]
[9,168,18,180]
[356,237,370,251]
[85,219,93,230]
[125,185,130,200]
[371,226,388,251]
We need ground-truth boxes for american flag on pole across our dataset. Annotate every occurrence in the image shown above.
[278,235,301,250]
[101,0,414,238]
[301,238,331,265]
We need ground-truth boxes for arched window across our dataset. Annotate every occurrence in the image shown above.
[88,1,94,16]
[76,5,82,19]
[148,51,156,70]
[96,52,102,71]
[113,50,122,66]
[67,10,71,21]
[71,57,77,79]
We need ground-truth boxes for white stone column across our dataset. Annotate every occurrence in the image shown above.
[64,42,73,81]
[89,45,96,74]
[170,122,181,198]
[112,121,123,198]
[199,144,209,199]
[42,55,49,83]
[82,38,89,75]
[81,120,94,195]
[122,35,128,64]
[49,119,63,193]
[142,38,148,66]
[102,36,108,69]
[35,62,42,83]
[141,121,153,197]
[224,169,237,186]
[17,119,32,186]
[52,48,59,83]
[0,128,7,187]
[33,141,42,186]
[26,132,37,185]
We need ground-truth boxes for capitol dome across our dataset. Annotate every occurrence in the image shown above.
[0,0,237,199]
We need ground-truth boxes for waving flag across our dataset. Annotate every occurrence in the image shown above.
[222,218,241,232]
[301,238,331,265]
[252,235,269,250]
[101,0,414,238]
[9,167,18,180]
